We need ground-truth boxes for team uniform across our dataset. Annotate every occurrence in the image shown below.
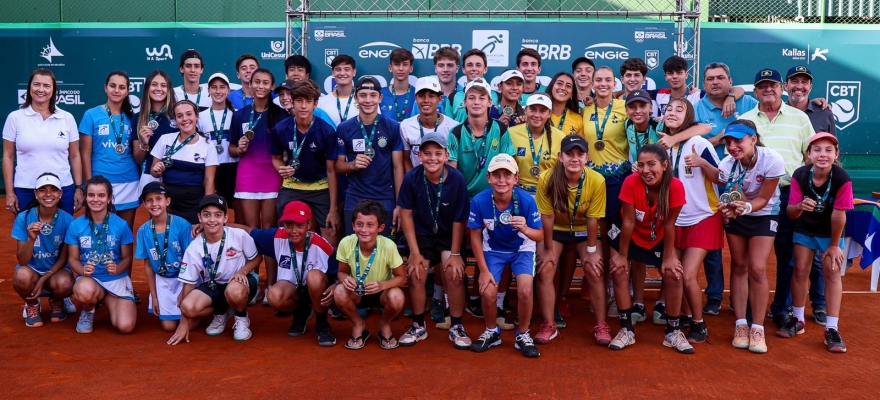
[251,228,334,286]
[693,95,758,159]
[399,114,458,168]
[467,187,542,281]
[179,227,259,310]
[582,100,629,217]
[549,109,584,137]
[150,134,219,223]
[12,208,75,275]
[133,111,177,193]
[198,107,239,206]
[397,165,470,262]
[380,86,418,121]
[336,234,404,307]
[447,120,515,198]
[173,85,212,111]
[2,106,79,214]
[789,165,853,251]
[79,106,140,210]
[229,104,283,199]
[624,119,663,165]
[669,136,723,250]
[317,92,358,127]
[65,213,136,300]
[448,89,499,123]
[487,104,523,128]
[653,89,704,117]
[438,85,462,117]
[718,146,786,237]
[609,174,687,265]
[520,84,547,105]
[508,124,562,193]
[134,215,194,320]
[535,167,606,242]
[270,116,338,226]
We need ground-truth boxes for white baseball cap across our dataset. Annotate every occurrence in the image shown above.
[415,76,442,94]
[464,78,492,94]
[499,69,525,83]
[207,72,230,85]
[526,93,552,110]
[35,174,62,190]
[487,154,519,174]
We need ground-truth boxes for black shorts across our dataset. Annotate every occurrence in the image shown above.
[415,234,452,267]
[165,184,205,225]
[552,230,590,243]
[604,179,626,219]
[357,290,386,309]
[276,188,331,229]
[724,214,779,238]
[608,230,664,265]
[195,272,258,314]
[215,162,238,207]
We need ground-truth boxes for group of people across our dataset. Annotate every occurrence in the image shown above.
[3,45,853,357]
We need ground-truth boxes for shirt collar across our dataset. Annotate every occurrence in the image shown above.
[22,105,60,119]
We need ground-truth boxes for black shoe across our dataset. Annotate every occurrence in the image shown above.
[316,322,336,347]
[515,331,541,358]
[466,298,484,318]
[702,299,721,315]
[812,308,827,326]
[776,317,803,338]
[772,313,792,329]
[824,328,847,353]
[328,304,347,320]
[470,328,501,353]
[687,321,708,343]
[680,315,692,329]
[631,303,647,324]
[287,307,313,337]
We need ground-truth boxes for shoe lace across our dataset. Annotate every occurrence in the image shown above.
[517,332,535,347]
[478,329,495,342]
[826,329,843,343]
[50,300,63,313]
[79,311,94,323]
[735,325,749,337]
[538,321,554,336]
[26,304,40,318]
[452,325,466,337]
[751,329,765,342]
[210,315,225,327]
[671,331,689,347]
[593,323,611,336]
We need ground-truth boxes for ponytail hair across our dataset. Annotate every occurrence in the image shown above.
[545,159,570,212]
[637,144,673,220]
[85,175,116,218]
[105,71,133,119]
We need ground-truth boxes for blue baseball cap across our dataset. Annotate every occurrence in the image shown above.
[785,65,813,81]
[754,68,782,85]
[721,123,757,140]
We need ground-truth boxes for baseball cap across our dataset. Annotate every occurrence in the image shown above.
[785,65,813,81]
[464,78,492,94]
[625,89,652,106]
[140,181,168,201]
[207,72,230,86]
[571,56,595,71]
[355,76,382,93]
[525,93,552,109]
[420,132,447,149]
[487,153,519,174]
[754,68,782,85]
[560,135,589,152]
[274,79,296,94]
[415,76,442,94]
[721,123,757,140]
[498,69,525,83]
[279,201,312,224]
[808,132,838,147]
[198,194,228,213]
[35,174,62,190]
[178,49,203,67]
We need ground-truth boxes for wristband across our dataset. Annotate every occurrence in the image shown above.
[450,253,461,257]
[742,202,753,215]
[587,246,598,253]
[727,92,735,98]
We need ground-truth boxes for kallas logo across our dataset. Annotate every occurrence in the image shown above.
[827,81,860,130]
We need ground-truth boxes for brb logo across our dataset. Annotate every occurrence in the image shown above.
[827,81,860,130]
[358,42,401,58]
[521,40,571,60]
[411,39,462,60]
[473,30,509,67]
[146,45,173,61]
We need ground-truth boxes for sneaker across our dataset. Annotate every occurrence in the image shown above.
[430,299,445,323]
[534,320,558,344]
[466,298,484,318]
[652,303,667,325]
[680,315,692,329]
[63,297,77,314]
[703,299,721,315]
[399,323,428,346]
[329,304,347,320]
[206,308,234,336]
[449,325,472,350]
[22,301,40,318]
[812,309,827,326]
[631,304,647,324]
[606,298,619,318]
[732,324,750,349]
[687,321,708,344]
[262,287,270,306]
[558,297,571,318]
[470,328,501,353]
[287,307,314,337]
[608,328,636,350]
[592,321,613,346]
[663,330,695,354]
[553,308,566,328]
[49,299,67,322]
[24,304,43,328]
[748,328,767,353]
[824,328,847,353]
[316,323,336,347]
[75,310,95,333]
[248,287,263,306]
[435,314,452,330]
[515,331,541,358]
[776,318,805,338]
[233,315,252,341]
[496,308,515,331]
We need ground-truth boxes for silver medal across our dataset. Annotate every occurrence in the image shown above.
[499,211,512,225]
[530,166,541,178]
[364,147,375,158]
[814,200,826,213]
[502,105,514,117]
[216,144,224,154]
[147,120,159,130]
[87,252,101,264]
[115,143,125,154]
[290,158,301,169]
[720,192,731,204]
[40,224,53,235]
[162,157,173,168]
[433,222,438,234]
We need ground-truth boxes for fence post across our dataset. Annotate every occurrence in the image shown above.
[820,0,826,23]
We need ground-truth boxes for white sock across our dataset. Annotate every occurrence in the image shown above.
[826,316,840,331]
[793,306,806,323]
[496,292,506,309]
[470,295,479,300]
[735,318,747,326]
[433,284,444,301]
[751,324,764,331]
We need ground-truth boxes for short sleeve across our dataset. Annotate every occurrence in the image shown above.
[11,212,29,242]
[834,181,854,210]
[229,109,244,143]
[453,176,470,223]
[397,172,416,209]
[499,131,516,156]
[1,111,17,142]
[240,231,258,260]
[149,136,166,159]
[269,122,286,156]
[179,241,203,284]
[335,235,355,264]
[789,179,803,205]
[586,173,607,219]
[249,228,277,258]
[65,113,79,143]
[119,222,135,245]
[535,173,553,215]
[467,197,483,230]
[699,140,720,167]
[79,110,94,136]
[385,239,404,270]
[618,176,636,206]
[204,139,220,166]
[336,129,347,160]
[134,225,150,260]
[765,150,786,179]
[389,122,404,151]
[447,132,460,162]
[323,126,338,161]
[525,196,542,229]
[670,179,687,209]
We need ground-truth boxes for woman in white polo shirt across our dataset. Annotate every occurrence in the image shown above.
[3,68,84,215]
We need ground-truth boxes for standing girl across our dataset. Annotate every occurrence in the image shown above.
[80,71,140,230]
[198,73,240,221]
[607,144,688,353]
[133,70,177,193]
[66,175,136,334]
[545,72,584,137]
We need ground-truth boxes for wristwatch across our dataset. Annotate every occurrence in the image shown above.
[727,92,736,98]
[76,184,86,191]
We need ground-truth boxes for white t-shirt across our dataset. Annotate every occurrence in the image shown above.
[399,114,459,167]
[717,146,786,216]
[173,85,213,110]
[653,89,704,117]
[179,227,258,285]
[317,92,358,127]
[2,106,78,188]
[150,132,219,187]
[669,136,721,226]
[197,108,239,164]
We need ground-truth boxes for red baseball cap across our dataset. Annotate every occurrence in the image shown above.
[279,201,312,224]
[808,132,838,147]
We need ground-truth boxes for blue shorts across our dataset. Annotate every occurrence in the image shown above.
[483,251,535,282]
[793,232,845,253]
[604,180,623,219]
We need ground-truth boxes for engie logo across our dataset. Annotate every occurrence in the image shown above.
[521,40,571,60]
[38,37,65,67]
[411,39,462,60]
[146,45,173,61]
[262,40,286,60]
[827,81,860,130]
[358,42,401,59]
[584,43,629,60]
[325,49,338,68]
[473,30,509,67]
[128,77,147,113]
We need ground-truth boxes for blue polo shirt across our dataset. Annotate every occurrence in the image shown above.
[380,86,418,122]
[467,187,542,253]
[693,95,758,159]
[65,213,135,282]
[271,115,338,190]
[397,165,470,236]
[134,214,193,277]
[12,208,74,272]
[336,114,403,210]
[79,106,139,183]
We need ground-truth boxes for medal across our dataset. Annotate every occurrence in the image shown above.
[728,190,742,202]
[592,100,613,153]
[104,105,127,159]
[208,281,217,290]
[814,200,826,213]
[289,117,313,170]
[433,222,438,234]
[290,158,301,169]
[88,212,110,266]
[216,144,224,154]
[353,242,377,296]
[115,143,125,154]
[530,166,541,178]
[148,120,159,130]
[99,253,112,264]
[245,130,255,140]
[502,105,514,116]
[203,230,227,292]
[594,140,605,151]
[364,147,375,158]
[526,125,545,180]
[355,282,366,297]
[720,192,731,204]
[87,252,102,264]
[499,211,512,225]
[210,108,228,156]
[162,157,173,168]
[157,265,168,276]
[40,223,53,235]
[808,167,833,214]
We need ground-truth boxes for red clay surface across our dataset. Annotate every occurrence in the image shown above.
[2,209,878,398]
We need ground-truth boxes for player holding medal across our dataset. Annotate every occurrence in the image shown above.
[507,93,562,195]
[197,72,239,209]
[545,72,585,136]
[133,70,177,194]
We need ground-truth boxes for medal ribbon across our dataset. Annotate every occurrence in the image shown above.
[210,108,228,145]
[492,190,520,226]
[418,115,443,139]
[150,214,172,274]
[287,232,311,285]
[556,108,568,131]
[88,212,111,259]
[526,125,546,171]
[464,121,491,170]
[248,105,265,132]
[568,171,585,234]
[593,100,614,143]
[354,242,377,283]
[724,151,756,194]
[148,108,164,126]
[184,88,201,106]
[290,117,314,166]
[202,229,227,286]
[423,167,445,233]
[358,117,378,151]
[644,184,661,242]
[808,167,833,205]
[671,144,686,179]
[33,208,59,236]
[336,91,354,121]
[165,133,197,161]
[391,83,413,122]
[104,105,125,150]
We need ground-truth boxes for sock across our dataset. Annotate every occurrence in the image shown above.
[666,315,680,334]
[444,293,449,309]
[83,308,95,314]
[315,311,328,324]
[735,318,747,327]
[451,316,463,326]
[618,307,634,332]
[494,326,501,334]
[826,316,839,331]
[496,292,506,309]
[751,324,764,331]
[234,310,248,317]
[470,295,479,301]
[433,284,444,301]
[413,312,425,326]
[793,306,806,323]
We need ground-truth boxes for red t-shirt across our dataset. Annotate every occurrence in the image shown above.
[619,174,687,249]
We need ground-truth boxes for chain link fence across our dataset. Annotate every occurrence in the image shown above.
[0,0,284,23]
[709,0,878,24]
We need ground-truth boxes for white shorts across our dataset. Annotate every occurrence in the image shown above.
[112,181,140,210]
[234,192,278,200]
[147,275,183,321]
[277,264,327,286]
[137,174,161,197]
[78,275,136,301]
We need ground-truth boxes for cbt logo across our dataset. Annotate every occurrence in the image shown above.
[411,39,462,60]
[145,45,172,61]
[358,42,401,58]
[473,30,509,67]
[521,40,571,61]
[128,77,147,113]
[584,43,629,60]
[645,50,660,70]
[827,81,860,130]
[325,49,338,68]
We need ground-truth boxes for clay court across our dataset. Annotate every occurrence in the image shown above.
[2,210,877,398]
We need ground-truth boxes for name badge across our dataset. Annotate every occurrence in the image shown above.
[635,209,646,222]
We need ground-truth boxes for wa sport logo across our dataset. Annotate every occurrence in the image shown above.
[827,81,860,130]
[146,45,173,61]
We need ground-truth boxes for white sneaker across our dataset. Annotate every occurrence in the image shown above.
[262,287,270,306]
[663,330,695,354]
[248,287,263,306]
[233,315,252,341]
[63,297,77,314]
[206,308,234,336]
[608,328,636,350]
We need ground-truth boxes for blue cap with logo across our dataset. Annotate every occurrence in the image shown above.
[754,68,782,85]
[785,65,813,81]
